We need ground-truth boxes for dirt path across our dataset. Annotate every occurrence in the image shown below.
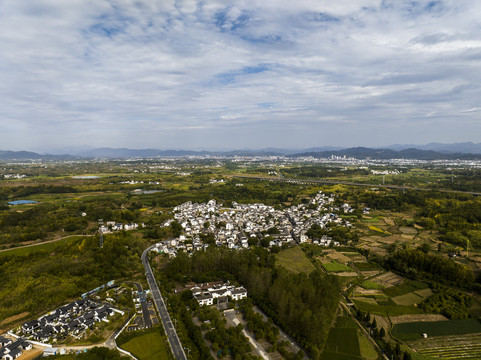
[0,234,94,253]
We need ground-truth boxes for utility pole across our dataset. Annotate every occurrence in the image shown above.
[184,347,191,358]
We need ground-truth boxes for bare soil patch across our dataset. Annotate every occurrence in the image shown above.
[18,348,44,360]
[400,226,418,235]
[390,314,448,325]
[354,287,384,296]
[0,312,30,326]
[383,217,395,226]
[414,288,433,298]
[335,272,359,277]
[373,315,390,331]
[325,250,351,264]
[372,272,404,288]
[352,297,378,305]
[360,270,383,278]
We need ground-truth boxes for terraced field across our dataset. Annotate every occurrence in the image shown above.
[418,343,481,359]
[409,333,481,360]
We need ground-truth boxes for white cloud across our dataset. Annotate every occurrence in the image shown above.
[0,0,480,151]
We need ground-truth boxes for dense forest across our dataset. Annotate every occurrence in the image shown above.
[384,248,476,287]
[159,247,340,358]
[0,232,145,322]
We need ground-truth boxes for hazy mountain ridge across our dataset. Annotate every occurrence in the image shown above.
[2,145,481,160]
[384,142,481,154]
[0,150,78,160]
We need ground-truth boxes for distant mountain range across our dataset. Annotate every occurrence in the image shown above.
[1,143,481,161]
[0,150,78,161]
[383,142,481,154]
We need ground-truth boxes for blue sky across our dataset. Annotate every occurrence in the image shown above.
[1,0,480,152]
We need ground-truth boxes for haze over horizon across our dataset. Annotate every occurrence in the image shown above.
[1,0,481,153]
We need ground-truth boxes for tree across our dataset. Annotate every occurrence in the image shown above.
[379,327,386,338]
[170,220,182,237]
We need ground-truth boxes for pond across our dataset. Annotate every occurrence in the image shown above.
[8,200,38,205]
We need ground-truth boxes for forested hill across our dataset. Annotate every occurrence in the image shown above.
[289,147,481,160]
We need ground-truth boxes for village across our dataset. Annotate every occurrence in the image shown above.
[154,191,354,257]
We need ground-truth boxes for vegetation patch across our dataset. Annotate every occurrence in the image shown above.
[322,261,352,272]
[392,292,424,306]
[418,287,473,319]
[360,280,385,290]
[368,225,390,235]
[119,329,171,360]
[276,246,316,274]
[322,317,362,360]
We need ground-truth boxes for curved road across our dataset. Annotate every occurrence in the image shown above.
[142,245,187,360]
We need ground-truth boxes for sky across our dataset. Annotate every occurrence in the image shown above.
[1,0,481,152]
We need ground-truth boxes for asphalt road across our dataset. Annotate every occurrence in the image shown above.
[126,281,152,329]
[142,245,187,360]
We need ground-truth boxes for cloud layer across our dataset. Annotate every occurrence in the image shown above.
[1,0,480,151]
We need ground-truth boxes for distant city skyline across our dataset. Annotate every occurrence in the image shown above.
[1,1,481,152]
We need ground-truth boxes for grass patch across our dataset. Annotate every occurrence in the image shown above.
[322,261,352,272]
[360,281,385,290]
[362,218,382,223]
[276,246,316,273]
[358,330,378,360]
[322,317,362,360]
[383,280,428,298]
[392,319,481,341]
[392,292,424,306]
[119,329,171,360]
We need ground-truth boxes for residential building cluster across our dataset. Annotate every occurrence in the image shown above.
[370,169,400,175]
[21,299,122,343]
[180,281,247,306]
[2,174,26,179]
[99,221,143,233]
[0,337,32,360]
[155,191,353,256]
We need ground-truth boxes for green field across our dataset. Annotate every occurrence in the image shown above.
[360,280,385,290]
[322,317,362,360]
[392,292,424,306]
[393,319,481,341]
[276,246,316,273]
[322,261,352,272]
[120,331,171,360]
